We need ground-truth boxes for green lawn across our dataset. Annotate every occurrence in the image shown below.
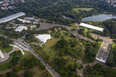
[73,8,93,13]
[0,51,22,71]
[0,46,13,53]
[29,28,82,62]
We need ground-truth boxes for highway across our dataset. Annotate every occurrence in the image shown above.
[14,40,60,77]
[0,34,60,77]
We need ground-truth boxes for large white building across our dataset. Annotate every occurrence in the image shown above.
[79,23,104,32]
[35,34,51,43]
[0,12,25,24]
[0,50,4,59]
[15,26,27,32]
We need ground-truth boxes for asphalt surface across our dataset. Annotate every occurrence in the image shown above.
[14,40,60,77]
[36,23,93,42]
[0,34,60,77]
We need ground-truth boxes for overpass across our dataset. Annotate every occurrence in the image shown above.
[13,40,60,77]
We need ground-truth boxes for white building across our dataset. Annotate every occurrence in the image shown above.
[15,26,27,32]
[79,23,104,32]
[17,18,30,23]
[35,34,51,43]
[0,50,4,59]
[0,12,25,24]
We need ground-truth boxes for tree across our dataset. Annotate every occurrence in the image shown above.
[12,67,20,72]
[4,72,19,77]
[24,71,33,77]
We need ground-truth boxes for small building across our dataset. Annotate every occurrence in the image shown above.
[15,26,27,32]
[35,34,51,43]
[79,23,104,32]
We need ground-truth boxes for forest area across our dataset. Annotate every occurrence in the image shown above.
[0,0,116,25]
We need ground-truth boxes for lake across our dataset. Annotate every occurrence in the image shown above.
[81,14,116,22]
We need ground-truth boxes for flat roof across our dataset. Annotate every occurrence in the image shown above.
[0,12,25,23]
[95,41,112,63]
[15,26,27,32]
[79,23,104,32]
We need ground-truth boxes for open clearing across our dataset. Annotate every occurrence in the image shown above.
[73,8,93,13]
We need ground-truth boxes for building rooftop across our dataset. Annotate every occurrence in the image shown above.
[0,12,25,24]
[96,40,112,63]
[79,23,104,32]
[15,26,27,32]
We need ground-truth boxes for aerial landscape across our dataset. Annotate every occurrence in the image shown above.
[0,0,116,77]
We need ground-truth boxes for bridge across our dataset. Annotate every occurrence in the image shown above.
[13,39,60,77]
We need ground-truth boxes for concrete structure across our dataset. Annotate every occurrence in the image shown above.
[0,12,25,24]
[17,18,30,23]
[15,26,27,32]
[96,40,112,63]
[79,23,104,32]
[0,50,4,58]
[10,44,25,55]
[0,53,10,63]
[35,34,51,43]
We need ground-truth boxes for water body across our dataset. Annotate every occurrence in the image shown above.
[81,14,116,22]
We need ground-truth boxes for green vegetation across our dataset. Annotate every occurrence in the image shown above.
[0,0,115,25]
[1,72,19,77]
[13,67,21,72]
[0,50,22,71]
[84,63,116,77]
[24,71,33,77]
[103,19,116,38]
[26,27,83,77]
[106,43,116,67]
[79,21,110,38]
[80,40,102,63]
[73,8,93,13]
[0,37,13,53]
[71,25,77,28]
[0,51,52,77]
[54,38,82,59]
[78,28,96,40]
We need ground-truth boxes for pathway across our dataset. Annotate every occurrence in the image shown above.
[36,23,93,42]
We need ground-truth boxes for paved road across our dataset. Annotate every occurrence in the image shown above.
[14,40,60,77]
[8,46,15,54]
[36,23,93,42]
[0,34,60,77]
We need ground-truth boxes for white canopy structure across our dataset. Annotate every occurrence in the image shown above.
[35,34,51,43]
[15,26,27,32]
[79,23,104,32]
[0,50,4,58]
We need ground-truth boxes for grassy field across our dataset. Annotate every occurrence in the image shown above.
[73,8,93,13]
[33,29,73,62]
[25,27,83,76]
[0,46,13,53]
[29,27,82,65]
[0,51,52,77]
[0,50,22,71]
